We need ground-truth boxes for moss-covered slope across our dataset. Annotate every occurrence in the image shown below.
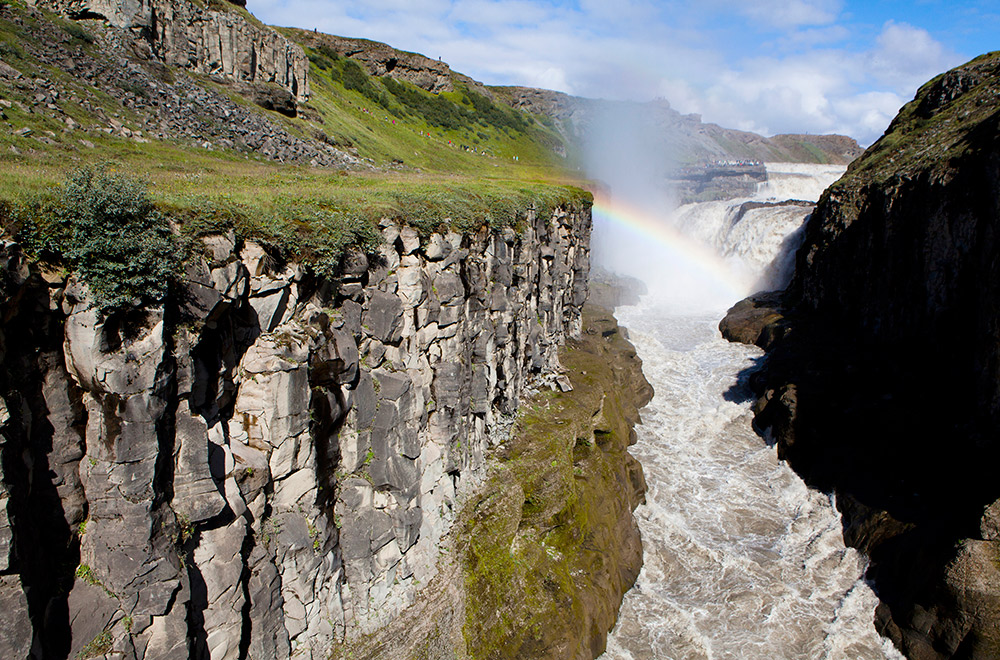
[461,304,653,660]
[324,304,653,660]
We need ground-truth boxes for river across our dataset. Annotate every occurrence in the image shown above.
[597,165,905,660]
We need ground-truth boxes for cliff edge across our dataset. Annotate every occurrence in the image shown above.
[0,190,636,659]
[721,52,1000,660]
[27,0,310,101]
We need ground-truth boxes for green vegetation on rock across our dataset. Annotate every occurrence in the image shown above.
[826,51,1000,191]
[13,167,176,314]
[460,305,652,660]
[0,0,592,300]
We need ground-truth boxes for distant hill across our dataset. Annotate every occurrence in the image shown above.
[274,30,863,167]
[0,0,860,207]
[492,86,863,165]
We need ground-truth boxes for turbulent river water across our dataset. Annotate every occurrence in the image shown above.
[598,164,905,660]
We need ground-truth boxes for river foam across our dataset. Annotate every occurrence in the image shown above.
[599,165,904,660]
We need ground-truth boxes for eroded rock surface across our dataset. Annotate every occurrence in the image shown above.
[0,204,590,659]
[28,0,309,101]
[0,204,590,660]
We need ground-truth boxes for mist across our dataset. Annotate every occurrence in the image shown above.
[583,101,848,313]
[584,102,752,312]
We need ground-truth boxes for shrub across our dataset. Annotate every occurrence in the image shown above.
[340,59,373,95]
[337,59,395,109]
[383,77,472,130]
[308,52,330,71]
[0,40,23,61]
[56,168,177,314]
[62,22,95,45]
[462,89,530,133]
[316,45,340,62]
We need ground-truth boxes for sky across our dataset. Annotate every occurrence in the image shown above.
[252,0,1000,145]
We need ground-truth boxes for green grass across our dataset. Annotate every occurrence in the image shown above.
[0,161,590,279]
[297,50,569,177]
[831,51,1000,189]
[0,0,593,281]
[0,0,575,182]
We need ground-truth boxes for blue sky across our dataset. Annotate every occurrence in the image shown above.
[252,0,999,144]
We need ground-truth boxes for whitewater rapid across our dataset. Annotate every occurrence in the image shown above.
[598,165,904,660]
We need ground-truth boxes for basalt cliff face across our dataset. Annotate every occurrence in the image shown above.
[0,202,626,659]
[721,52,1000,659]
[27,0,310,101]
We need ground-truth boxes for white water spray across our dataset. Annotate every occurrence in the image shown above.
[598,165,904,660]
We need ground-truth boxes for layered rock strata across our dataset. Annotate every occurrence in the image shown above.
[721,53,1000,660]
[0,203,591,659]
[28,0,309,101]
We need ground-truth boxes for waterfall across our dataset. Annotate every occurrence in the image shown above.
[597,164,904,660]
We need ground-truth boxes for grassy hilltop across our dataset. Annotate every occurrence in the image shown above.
[0,0,589,279]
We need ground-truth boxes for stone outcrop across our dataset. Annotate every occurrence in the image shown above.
[287,29,487,97]
[721,52,1000,660]
[667,163,769,204]
[329,303,653,660]
[0,203,592,659]
[460,304,653,660]
[27,0,310,101]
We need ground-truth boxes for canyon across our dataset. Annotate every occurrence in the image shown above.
[1,0,999,657]
[0,199,655,659]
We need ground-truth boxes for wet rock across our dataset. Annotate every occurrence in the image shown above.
[718,291,788,350]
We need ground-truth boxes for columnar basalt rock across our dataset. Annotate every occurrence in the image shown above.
[27,0,310,101]
[0,203,591,658]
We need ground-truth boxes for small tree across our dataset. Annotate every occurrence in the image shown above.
[57,167,176,314]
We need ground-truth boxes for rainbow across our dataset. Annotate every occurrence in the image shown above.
[592,193,750,299]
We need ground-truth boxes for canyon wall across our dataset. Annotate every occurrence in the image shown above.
[27,0,309,101]
[721,52,1000,659]
[0,204,592,659]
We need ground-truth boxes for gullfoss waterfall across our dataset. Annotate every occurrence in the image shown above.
[597,165,905,659]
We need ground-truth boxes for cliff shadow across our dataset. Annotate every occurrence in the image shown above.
[722,353,767,405]
[0,281,87,659]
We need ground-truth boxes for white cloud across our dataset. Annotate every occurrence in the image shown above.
[447,0,558,28]
[723,0,844,28]
[867,21,961,91]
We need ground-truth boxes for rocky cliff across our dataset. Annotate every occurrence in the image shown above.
[27,0,309,101]
[329,303,653,660]
[0,201,601,659]
[285,29,487,98]
[721,52,1000,659]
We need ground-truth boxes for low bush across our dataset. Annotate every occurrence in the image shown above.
[62,22,95,45]
[41,168,177,314]
[462,88,530,133]
[383,77,472,130]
